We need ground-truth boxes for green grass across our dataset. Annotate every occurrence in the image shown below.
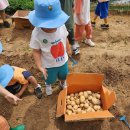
[6,0,34,15]
[6,0,130,15]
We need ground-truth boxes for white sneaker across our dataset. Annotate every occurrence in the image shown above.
[72,44,80,55]
[60,81,67,89]
[45,85,52,96]
[73,48,80,55]
[75,41,80,48]
[85,39,95,47]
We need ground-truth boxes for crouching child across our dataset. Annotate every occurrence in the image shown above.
[0,64,43,99]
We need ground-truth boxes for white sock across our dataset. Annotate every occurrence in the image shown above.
[35,84,41,89]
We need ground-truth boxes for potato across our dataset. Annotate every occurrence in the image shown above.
[72,112,76,115]
[84,103,89,109]
[87,91,92,95]
[70,93,74,97]
[80,103,84,108]
[74,96,77,100]
[85,99,89,103]
[73,105,78,110]
[67,95,70,99]
[76,108,82,114]
[70,97,75,101]
[67,105,72,110]
[66,99,71,105]
[80,96,85,103]
[89,103,93,108]
[91,108,95,112]
[86,107,92,112]
[75,99,80,105]
[71,101,76,106]
[88,96,93,100]
[82,110,86,114]
[79,92,84,96]
[83,91,88,98]
[75,93,79,97]
[95,93,101,99]
[66,110,72,115]
[92,93,96,97]
[92,98,101,105]
[71,108,76,113]
[66,90,102,115]
[93,105,101,111]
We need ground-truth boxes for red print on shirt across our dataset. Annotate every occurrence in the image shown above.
[51,41,64,59]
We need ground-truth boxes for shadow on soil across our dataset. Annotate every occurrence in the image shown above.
[23,93,58,130]
[0,97,14,120]
[55,118,103,130]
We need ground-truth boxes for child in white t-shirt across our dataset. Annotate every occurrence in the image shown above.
[74,0,95,47]
[29,0,71,95]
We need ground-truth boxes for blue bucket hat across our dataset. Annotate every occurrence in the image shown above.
[0,41,2,54]
[28,0,69,28]
[0,64,14,88]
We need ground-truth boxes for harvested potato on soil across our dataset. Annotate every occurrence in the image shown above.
[66,90,103,115]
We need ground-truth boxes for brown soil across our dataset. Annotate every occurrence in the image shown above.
[0,13,130,130]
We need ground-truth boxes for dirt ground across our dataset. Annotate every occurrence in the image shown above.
[0,13,130,130]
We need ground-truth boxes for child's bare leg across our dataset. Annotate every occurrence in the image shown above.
[91,15,98,27]
[0,10,10,28]
[0,10,6,22]
[93,15,98,22]
[16,84,28,98]
[27,76,43,99]
[27,76,38,88]
[104,18,108,24]
[59,80,67,89]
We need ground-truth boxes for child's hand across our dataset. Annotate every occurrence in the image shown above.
[79,18,85,25]
[67,49,72,57]
[5,94,22,105]
[66,38,72,56]
[77,15,85,25]
[41,68,48,80]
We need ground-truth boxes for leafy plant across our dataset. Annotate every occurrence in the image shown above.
[6,0,34,15]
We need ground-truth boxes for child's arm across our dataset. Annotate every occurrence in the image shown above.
[15,84,28,98]
[66,38,72,56]
[0,85,21,105]
[32,49,48,80]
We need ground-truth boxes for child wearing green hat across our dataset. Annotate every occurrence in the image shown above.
[29,0,72,95]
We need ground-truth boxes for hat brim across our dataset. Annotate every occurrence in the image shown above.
[0,64,14,88]
[28,10,69,28]
[0,42,2,54]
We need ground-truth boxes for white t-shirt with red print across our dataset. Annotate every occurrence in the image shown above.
[30,25,68,68]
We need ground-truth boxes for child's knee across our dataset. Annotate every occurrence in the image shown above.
[27,75,35,82]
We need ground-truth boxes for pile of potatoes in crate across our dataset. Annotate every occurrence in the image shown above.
[66,91,103,115]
